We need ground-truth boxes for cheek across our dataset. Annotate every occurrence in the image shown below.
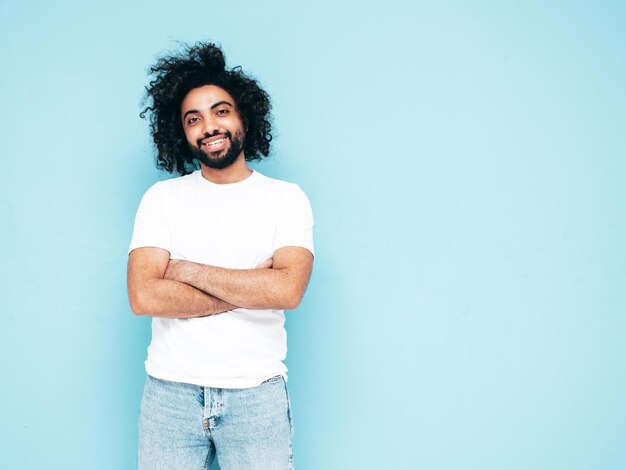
[230,118,246,135]
[182,128,198,145]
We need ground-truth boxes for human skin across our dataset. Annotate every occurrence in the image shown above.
[128,247,236,318]
[163,246,314,310]
[129,245,312,317]
[181,84,252,185]
[127,85,313,318]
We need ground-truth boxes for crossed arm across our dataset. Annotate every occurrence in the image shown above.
[127,246,313,318]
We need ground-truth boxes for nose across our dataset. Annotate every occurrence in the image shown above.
[202,116,219,136]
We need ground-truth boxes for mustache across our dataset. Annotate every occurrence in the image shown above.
[196,130,232,147]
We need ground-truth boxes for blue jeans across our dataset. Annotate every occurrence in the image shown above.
[138,375,294,469]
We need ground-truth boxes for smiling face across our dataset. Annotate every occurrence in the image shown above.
[180,85,246,170]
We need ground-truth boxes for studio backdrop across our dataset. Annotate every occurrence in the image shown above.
[1,1,625,469]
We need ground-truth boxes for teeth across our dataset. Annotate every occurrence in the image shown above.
[205,138,225,147]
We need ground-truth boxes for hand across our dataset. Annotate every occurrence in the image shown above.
[255,258,273,269]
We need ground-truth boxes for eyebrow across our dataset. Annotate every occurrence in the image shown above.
[182,101,234,119]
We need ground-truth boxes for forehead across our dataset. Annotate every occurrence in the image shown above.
[180,85,236,113]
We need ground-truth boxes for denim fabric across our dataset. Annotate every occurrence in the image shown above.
[138,375,294,470]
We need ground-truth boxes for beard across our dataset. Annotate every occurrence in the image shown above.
[189,130,244,170]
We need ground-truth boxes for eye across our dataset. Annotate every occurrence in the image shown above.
[186,116,200,125]
[216,109,230,116]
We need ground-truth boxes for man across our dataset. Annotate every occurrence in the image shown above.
[128,42,314,469]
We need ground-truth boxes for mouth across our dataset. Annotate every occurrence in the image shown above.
[200,134,229,152]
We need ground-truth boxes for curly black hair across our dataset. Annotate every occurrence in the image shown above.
[140,42,272,175]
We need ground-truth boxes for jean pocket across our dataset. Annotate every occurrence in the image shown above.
[261,375,284,385]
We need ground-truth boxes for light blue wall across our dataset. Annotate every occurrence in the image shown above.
[1,1,625,468]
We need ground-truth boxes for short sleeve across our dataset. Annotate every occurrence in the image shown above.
[128,183,172,254]
[273,184,314,256]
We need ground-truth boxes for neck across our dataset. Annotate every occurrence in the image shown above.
[199,153,252,184]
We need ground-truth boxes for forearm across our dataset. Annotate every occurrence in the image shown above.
[129,277,236,318]
[166,263,301,310]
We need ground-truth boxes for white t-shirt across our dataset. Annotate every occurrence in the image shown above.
[129,169,314,388]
